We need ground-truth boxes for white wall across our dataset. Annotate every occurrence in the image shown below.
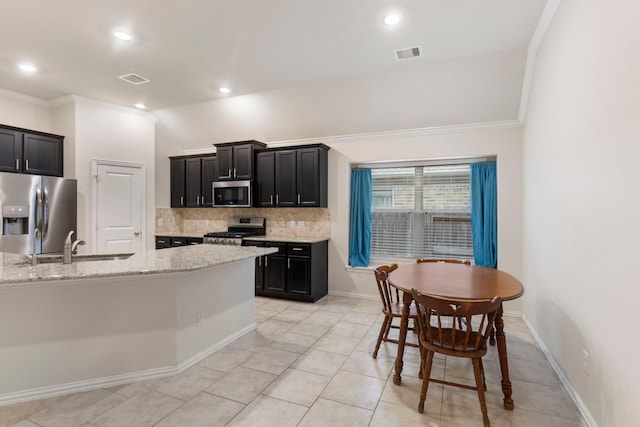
[0,89,50,132]
[72,98,156,251]
[325,126,523,313]
[522,0,640,426]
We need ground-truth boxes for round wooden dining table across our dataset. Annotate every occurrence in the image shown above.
[388,262,524,410]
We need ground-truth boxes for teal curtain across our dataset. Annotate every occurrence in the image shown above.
[349,168,372,267]
[471,162,497,268]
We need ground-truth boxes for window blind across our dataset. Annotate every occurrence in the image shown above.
[370,164,473,260]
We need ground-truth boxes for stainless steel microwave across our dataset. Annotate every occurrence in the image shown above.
[212,180,252,207]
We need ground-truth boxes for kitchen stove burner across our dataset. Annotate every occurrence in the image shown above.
[203,217,265,245]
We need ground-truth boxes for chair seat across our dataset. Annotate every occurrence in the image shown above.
[387,301,418,317]
[426,328,486,355]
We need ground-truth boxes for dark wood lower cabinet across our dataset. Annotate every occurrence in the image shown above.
[246,239,328,302]
[155,235,203,249]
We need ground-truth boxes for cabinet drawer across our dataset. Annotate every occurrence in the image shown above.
[171,237,187,247]
[155,236,171,249]
[287,243,310,256]
[244,240,287,254]
[188,237,203,245]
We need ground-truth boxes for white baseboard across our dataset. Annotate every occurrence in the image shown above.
[0,323,257,407]
[176,323,256,373]
[522,314,598,427]
[328,290,378,300]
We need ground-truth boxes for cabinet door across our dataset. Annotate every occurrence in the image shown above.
[255,256,265,292]
[256,152,275,206]
[297,147,321,207]
[275,150,297,206]
[288,256,311,295]
[170,158,186,207]
[201,156,217,207]
[0,129,22,173]
[23,133,64,176]
[265,255,287,293]
[216,146,233,180]
[185,158,202,207]
[233,144,254,180]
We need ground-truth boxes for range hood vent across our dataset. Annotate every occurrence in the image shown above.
[118,73,150,85]
[394,46,423,61]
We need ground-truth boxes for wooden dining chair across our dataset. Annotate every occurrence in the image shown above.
[416,258,471,265]
[372,264,419,359]
[416,258,496,344]
[410,288,501,427]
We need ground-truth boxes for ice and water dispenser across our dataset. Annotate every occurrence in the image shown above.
[2,206,29,236]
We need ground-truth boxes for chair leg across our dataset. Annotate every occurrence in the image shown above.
[472,358,491,427]
[383,316,392,340]
[489,326,496,346]
[478,357,487,391]
[418,350,434,414]
[373,316,390,359]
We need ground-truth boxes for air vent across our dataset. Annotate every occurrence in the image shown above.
[394,46,423,61]
[118,73,150,85]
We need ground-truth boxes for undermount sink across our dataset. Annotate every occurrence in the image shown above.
[23,253,134,265]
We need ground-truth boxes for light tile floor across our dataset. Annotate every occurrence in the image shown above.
[0,295,588,427]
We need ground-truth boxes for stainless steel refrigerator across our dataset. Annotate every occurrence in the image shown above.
[0,172,77,254]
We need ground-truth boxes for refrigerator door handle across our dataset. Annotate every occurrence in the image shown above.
[42,188,50,239]
[35,186,42,232]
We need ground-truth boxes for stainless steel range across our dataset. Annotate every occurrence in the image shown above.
[203,217,266,245]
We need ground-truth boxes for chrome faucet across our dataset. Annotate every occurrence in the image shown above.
[31,228,40,266]
[63,230,86,264]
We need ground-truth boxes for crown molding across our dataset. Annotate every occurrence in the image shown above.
[263,119,523,148]
[0,88,49,106]
[518,0,562,123]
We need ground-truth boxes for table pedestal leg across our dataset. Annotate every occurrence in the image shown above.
[393,291,412,385]
[495,305,514,410]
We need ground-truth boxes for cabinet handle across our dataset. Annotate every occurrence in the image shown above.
[288,258,291,269]
[265,257,268,267]
[258,257,262,267]
[157,239,166,244]
[228,169,232,178]
[201,195,205,204]
[233,168,237,178]
[292,247,303,251]
[15,159,19,170]
[276,194,279,205]
[270,195,273,205]
[196,196,200,205]
[297,194,301,204]
[180,196,184,206]
[25,159,29,171]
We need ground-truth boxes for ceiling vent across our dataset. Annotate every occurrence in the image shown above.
[394,46,423,61]
[118,73,150,85]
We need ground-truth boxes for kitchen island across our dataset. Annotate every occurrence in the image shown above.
[0,244,277,405]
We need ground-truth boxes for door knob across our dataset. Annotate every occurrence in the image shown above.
[134,231,141,236]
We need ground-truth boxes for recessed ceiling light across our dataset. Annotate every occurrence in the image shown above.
[384,14,401,26]
[134,103,146,109]
[114,31,132,41]
[219,87,231,94]
[18,63,37,73]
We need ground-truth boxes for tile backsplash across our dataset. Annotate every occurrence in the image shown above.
[156,207,331,239]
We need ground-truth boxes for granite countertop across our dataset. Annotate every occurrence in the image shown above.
[242,236,330,244]
[0,244,277,287]
[155,232,205,238]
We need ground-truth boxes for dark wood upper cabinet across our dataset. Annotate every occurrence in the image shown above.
[170,154,216,208]
[255,144,328,208]
[213,140,266,181]
[0,124,64,177]
[255,151,276,207]
[275,150,297,207]
[201,156,217,207]
[170,158,186,208]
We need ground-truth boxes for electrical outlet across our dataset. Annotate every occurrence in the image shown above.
[289,220,296,229]
[297,221,305,228]
[582,350,590,375]
[157,218,163,226]
[196,311,204,327]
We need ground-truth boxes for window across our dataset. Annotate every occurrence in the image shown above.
[370,164,473,260]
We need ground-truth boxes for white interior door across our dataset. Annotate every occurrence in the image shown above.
[94,162,145,254]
